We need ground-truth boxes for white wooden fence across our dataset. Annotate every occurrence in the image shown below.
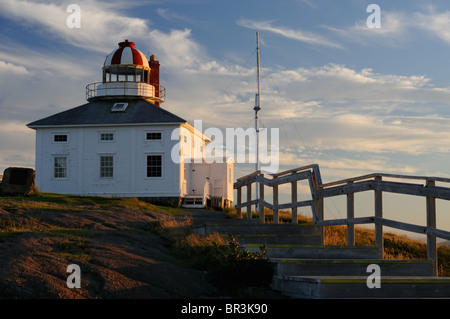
[234,164,450,276]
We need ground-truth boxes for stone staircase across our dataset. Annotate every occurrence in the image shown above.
[190,215,450,299]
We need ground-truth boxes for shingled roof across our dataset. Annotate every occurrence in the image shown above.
[27,99,186,128]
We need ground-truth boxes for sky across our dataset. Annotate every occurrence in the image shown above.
[1,0,450,237]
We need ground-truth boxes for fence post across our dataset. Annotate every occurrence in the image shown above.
[347,181,355,246]
[259,175,265,223]
[374,175,383,259]
[315,190,324,245]
[247,183,252,219]
[237,186,242,219]
[291,176,298,224]
[426,180,438,276]
[273,184,279,224]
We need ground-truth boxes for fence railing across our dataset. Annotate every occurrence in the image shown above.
[234,164,450,276]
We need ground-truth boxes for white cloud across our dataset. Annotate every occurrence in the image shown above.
[272,109,450,157]
[296,0,317,9]
[157,8,199,25]
[327,7,450,48]
[314,157,418,176]
[0,0,150,53]
[262,64,443,109]
[237,18,343,49]
[0,121,35,171]
[0,41,96,123]
[0,43,95,79]
[147,28,208,71]
[0,0,246,78]
[0,60,29,75]
[325,11,410,46]
[2,0,450,180]
[415,10,450,44]
[161,57,450,160]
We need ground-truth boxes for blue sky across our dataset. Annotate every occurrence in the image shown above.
[2,0,450,236]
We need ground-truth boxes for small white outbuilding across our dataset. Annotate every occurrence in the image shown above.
[27,40,233,208]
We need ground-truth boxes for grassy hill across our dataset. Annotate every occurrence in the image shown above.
[0,193,217,298]
[0,193,278,298]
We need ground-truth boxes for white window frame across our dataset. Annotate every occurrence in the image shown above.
[145,130,163,141]
[145,153,163,179]
[52,132,69,143]
[99,131,115,142]
[99,154,114,179]
[53,156,68,179]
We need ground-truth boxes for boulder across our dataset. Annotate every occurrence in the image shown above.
[0,167,37,196]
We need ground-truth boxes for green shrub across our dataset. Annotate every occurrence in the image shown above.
[174,232,274,292]
[205,234,274,291]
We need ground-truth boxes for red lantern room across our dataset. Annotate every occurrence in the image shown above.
[86,40,165,106]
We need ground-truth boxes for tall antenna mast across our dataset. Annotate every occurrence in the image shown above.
[254,31,261,211]
[255,32,261,172]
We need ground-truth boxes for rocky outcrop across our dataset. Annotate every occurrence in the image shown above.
[0,167,37,196]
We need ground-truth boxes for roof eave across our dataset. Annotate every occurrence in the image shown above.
[26,121,187,129]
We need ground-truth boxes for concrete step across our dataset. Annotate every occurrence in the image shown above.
[181,196,205,208]
[235,233,322,245]
[245,244,380,259]
[192,220,319,235]
[186,213,449,298]
[191,220,321,247]
[272,258,434,277]
[182,204,205,209]
[272,275,450,299]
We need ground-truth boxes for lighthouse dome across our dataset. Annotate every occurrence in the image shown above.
[86,39,164,105]
[104,39,149,68]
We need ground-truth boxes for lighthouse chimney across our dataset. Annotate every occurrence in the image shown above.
[149,55,160,106]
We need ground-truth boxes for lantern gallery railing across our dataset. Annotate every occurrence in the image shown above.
[86,82,166,102]
[234,164,450,276]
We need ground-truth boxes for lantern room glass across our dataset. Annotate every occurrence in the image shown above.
[103,65,150,84]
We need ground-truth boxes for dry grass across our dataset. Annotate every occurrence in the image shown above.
[149,215,231,258]
[148,212,275,295]
[179,232,229,248]
[226,207,313,224]
[323,224,450,276]
[149,215,193,244]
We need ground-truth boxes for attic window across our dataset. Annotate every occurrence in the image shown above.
[146,132,162,140]
[111,102,128,112]
[54,134,68,142]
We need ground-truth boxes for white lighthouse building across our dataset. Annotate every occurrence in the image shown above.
[27,40,234,208]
